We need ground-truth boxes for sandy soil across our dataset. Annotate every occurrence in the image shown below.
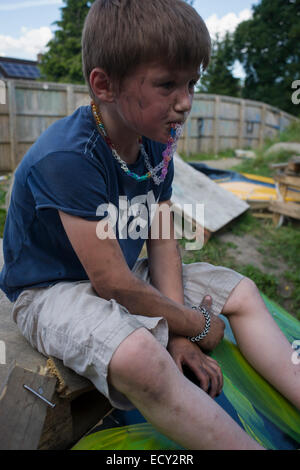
[215,230,295,313]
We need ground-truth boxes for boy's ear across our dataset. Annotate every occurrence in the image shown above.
[89,68,115,102]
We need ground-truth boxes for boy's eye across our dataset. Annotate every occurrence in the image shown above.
[159,78,199,90]
[161,81,175,89]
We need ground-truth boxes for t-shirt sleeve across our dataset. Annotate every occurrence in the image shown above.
[27,152,109,221]
[158,157,174,202]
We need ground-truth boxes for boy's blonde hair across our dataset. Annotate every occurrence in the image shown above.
[82,0,211,99]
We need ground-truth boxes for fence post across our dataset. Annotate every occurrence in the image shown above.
[7,80,16,172]
[238,99,245,148]
[67,84,75,116]
[0,80,6,105]
[259,104,267,148]
[213,96,220,155]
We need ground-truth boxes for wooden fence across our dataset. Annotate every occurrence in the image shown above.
[0,79,297,172]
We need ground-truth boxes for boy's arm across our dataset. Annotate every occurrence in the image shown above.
[58,210,224,349]
[146,200,185,305]
[146,200,224,346]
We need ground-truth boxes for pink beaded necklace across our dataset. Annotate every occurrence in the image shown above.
[91,101,182,185]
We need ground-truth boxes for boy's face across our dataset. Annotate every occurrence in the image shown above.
[113,61,200,144]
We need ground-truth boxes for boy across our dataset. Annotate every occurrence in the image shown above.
[0,0,299,450]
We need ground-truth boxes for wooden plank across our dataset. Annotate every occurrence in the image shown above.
[269,162,288,170]
[38,387,112,450]
[247,201,271,210]
[286,189,300,202]
[287,156,300,174]
[252,212,274,219]
[269,201,300,220]
[274,174,300,188]
[172,154,249,233]
[0,362,57,450]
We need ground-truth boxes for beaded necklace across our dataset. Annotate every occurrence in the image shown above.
[91,101,182,185]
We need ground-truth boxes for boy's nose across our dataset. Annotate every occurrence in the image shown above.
[174,88,193,114]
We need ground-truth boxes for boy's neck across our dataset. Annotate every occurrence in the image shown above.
[95,104,141,165]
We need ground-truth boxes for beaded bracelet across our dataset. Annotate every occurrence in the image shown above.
[188,305,211,342]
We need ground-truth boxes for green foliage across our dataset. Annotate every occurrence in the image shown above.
[0,188,5,206]
[198,33,241,97]
[227,212,261,235]
[38,0,93,84]
[0,209,6,238]
[269,119,300,144]
[230,119,300,176]
[234,0,300,116]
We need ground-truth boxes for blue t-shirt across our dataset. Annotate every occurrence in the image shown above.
[0,105,173,302]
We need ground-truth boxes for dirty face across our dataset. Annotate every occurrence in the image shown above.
[113,62,200,144]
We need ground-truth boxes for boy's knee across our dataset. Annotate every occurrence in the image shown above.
[223,277,260,316]
[108,328,170,401]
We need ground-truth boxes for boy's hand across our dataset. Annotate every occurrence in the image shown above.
[193,296,225,352]
[167,335,223,398]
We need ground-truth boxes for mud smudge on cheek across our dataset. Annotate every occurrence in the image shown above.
[137,76,151,110]
[125,95,144,128]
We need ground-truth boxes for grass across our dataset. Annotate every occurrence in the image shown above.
[229,149,297,177]
[0,210,6,238]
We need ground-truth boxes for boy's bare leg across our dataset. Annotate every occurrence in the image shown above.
[222,278,300,410]
[108,328,264,450]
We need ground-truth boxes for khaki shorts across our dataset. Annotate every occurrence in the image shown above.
[12,258,244,410]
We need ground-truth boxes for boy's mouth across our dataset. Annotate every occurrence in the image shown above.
[168,121,184,131]
[169,121,183,126]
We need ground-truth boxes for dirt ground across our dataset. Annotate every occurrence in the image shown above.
[215,230,295,314]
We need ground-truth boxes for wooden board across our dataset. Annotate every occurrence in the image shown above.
[273,173,300,188]
[172,154,249,234]
[269,200,300,220]
[0,362,57,450]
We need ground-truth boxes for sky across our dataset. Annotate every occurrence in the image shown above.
[0,0,260,76]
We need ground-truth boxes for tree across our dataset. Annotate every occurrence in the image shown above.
[39,0,92,84]
[234,0,300,116]
[197,32,241,97]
